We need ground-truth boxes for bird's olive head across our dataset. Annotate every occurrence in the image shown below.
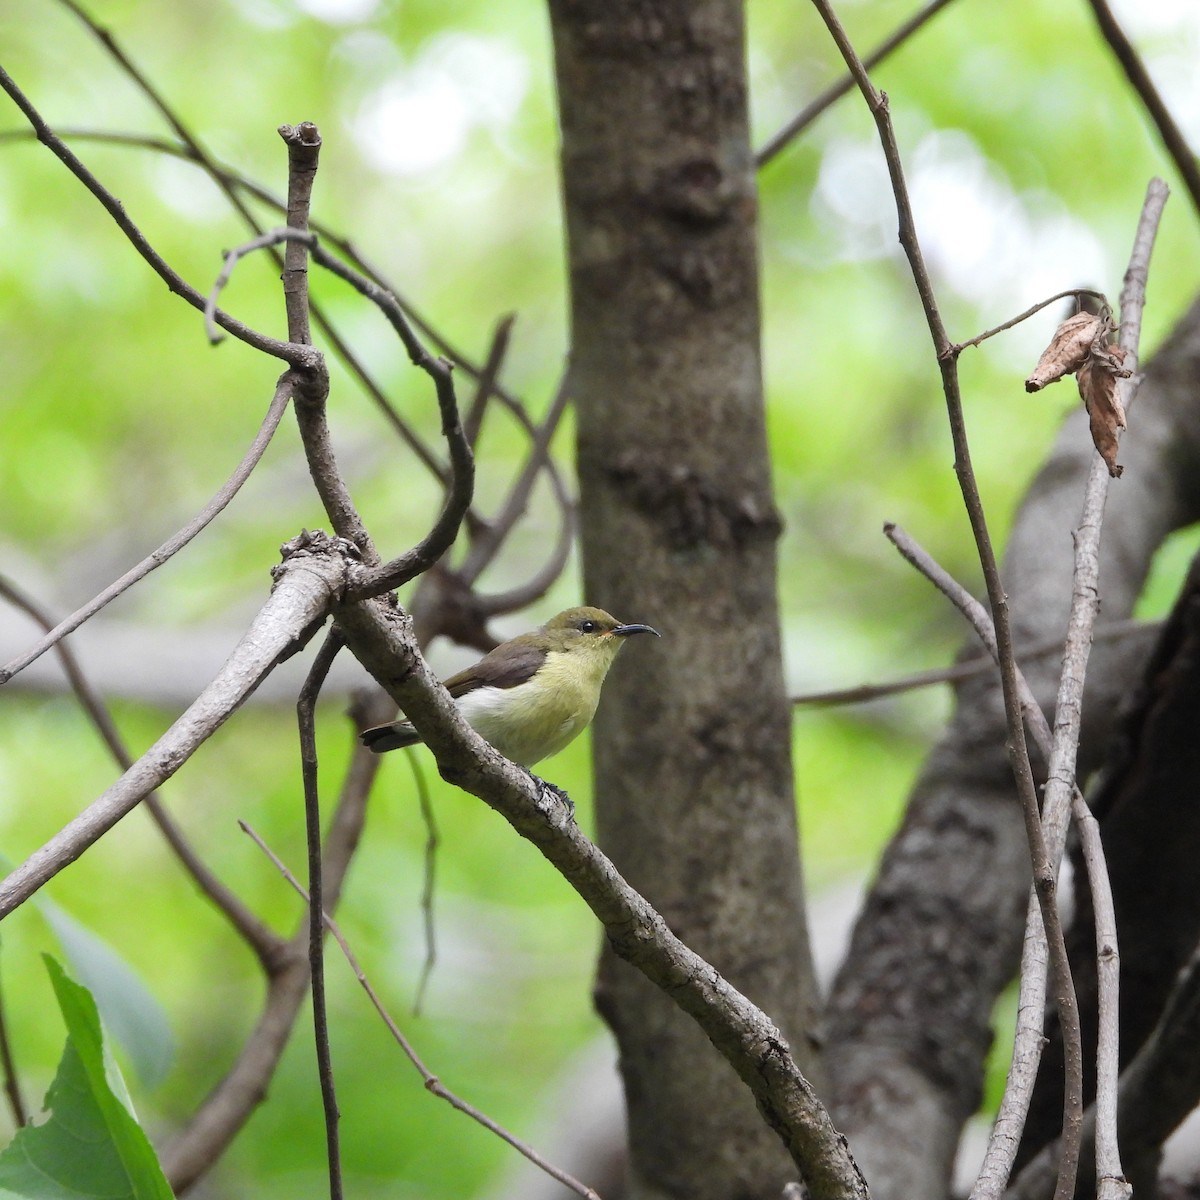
[545,606,661,649]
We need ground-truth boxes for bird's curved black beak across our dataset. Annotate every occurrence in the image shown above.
[612,623,661,638]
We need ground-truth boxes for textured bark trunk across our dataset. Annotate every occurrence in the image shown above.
[548,3,823,1197]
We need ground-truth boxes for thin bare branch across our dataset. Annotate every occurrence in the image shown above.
[461,369,573,587]
[206,227,315,344]
[0,375,292,685]
[0,531,349,919]
[0,962,27,1128]
[756,0,958,167]
[882,525,1126,1200]
[239,820,603,1200]
[297,631,346,1200]
[408,750,439,1018]
[1007,943,1200,1200]
[0,575,281,964]
[462,314,517,450]
[0,64,316,369]
[277,124,377,562]
[789,619,1151,708]
[1085,0,1200,219]
[809,4,1083,1191]
[1027,178,1166,1200]
[163,717,379,1192]
[1071,792,1129,1200]
[985,180,1168,1200]
[308,246,475,597]
[953,290,1110,356]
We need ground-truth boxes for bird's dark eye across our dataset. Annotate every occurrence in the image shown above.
[579,619,597,633]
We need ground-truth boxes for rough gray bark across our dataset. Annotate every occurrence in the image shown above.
[824,295,1200,1200]
[549,3,823,1197]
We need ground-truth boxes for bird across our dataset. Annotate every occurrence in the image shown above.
[359,606,660,772]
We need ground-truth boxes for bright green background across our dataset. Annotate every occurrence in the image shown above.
[1,1,1198,1196]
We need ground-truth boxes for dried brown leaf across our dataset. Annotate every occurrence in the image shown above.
[1025,312,1104,392]
[1077,343,1131,478]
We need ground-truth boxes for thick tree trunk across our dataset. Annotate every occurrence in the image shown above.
[549,3,822,1197]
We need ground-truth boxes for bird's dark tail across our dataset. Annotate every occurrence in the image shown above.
[359,721,421,753]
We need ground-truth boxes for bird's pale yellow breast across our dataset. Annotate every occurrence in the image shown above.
[460,636,624,765]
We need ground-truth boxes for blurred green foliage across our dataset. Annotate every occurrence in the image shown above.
[1,0,1198,1195]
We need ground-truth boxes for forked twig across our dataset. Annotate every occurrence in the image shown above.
[756,0,958,167]
[883,526,1126,1200]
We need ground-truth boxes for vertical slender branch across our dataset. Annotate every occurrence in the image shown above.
[0,963,27,1128]
[809,5,1084,1193]
[408,750,439,1018]
[298,631,347,1200]
[462,314,516,450]
[277,124,376,561]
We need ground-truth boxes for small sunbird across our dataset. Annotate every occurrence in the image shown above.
[359,606,660,767]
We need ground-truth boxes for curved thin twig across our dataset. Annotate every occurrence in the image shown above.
[0,375,294,685]
[308,245,475,597]
[789,618,1152,708]
[162,720,378,1191]
[953,290,1110,355]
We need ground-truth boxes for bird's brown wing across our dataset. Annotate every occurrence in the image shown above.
[443,639,547,697]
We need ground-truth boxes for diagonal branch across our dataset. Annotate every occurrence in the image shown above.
[333,593,869,1200]
[161,711,379,1192]
[1085,0,1200,219]
[241,821,603,1200]
[756,0,958,167]
[0,575,281,965]
[0,374,293,685]
[0,64,317,369]
[0,532,351,920]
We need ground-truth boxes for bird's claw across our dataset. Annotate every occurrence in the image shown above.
[531,773,575,822]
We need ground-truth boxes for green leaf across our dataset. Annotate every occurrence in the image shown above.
[0,956,173,1200]
[39,902,175,1090]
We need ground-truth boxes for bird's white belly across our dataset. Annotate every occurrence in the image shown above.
[456,673,598,766]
